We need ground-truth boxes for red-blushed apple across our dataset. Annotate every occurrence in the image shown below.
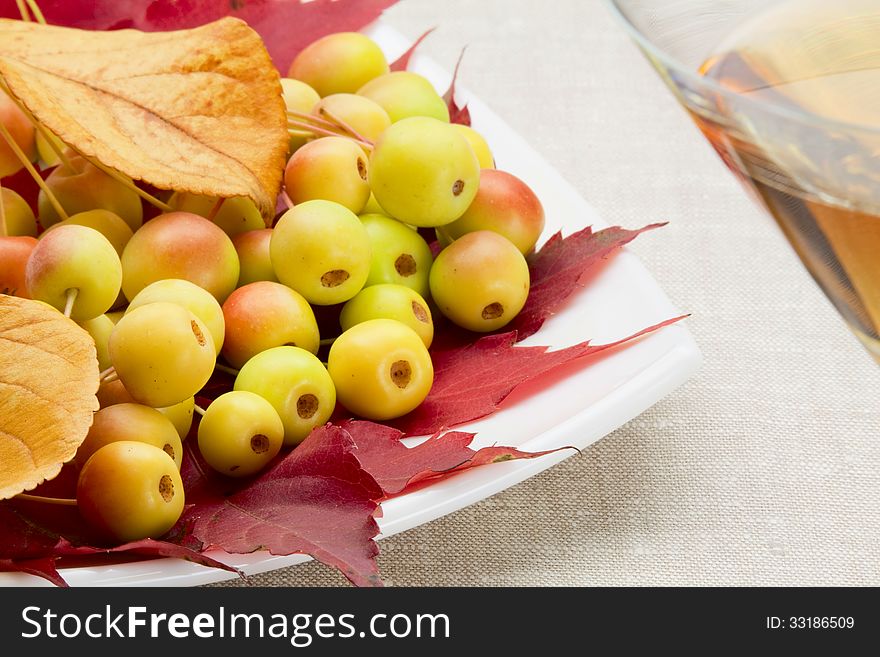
[96,377,137,409]
[0,90,36,178]
[289,32,389,97]
[25,225,122,321]
[0,235,37,297]
[37,152,143,230]
[221,280,320,369]
[429,230,530,333]
[232,228,278,287]
[437,169,545,255]
[120,211,240,303]
[284,136,371,214]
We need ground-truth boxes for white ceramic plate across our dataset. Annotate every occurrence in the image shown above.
[0,21,701,586]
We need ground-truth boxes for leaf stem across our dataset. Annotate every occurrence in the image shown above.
[23,0,46,24]
[16,493,77,506]
[0,119,69,222]
[214,362,240,377]
[63,287,78,318]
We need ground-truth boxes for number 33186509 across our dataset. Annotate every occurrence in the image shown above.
[767,617,855,629]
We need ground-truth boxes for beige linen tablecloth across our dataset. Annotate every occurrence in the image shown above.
[214,0,880,586]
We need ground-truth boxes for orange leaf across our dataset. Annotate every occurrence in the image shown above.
[0,17,288,219]
[0,295,98,500]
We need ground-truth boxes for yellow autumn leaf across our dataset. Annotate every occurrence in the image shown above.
[0,295,99,500]
[0,17,288,219]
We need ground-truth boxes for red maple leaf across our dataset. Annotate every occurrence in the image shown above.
[340,420,566,495]
[178,425,385,587]
[0,503,237,586]
[391,316,687,436]
[0,0,400,74]
[0,167,49,220]
[510,223,668,340]
[389,27,436,71]
[442,48,472,126]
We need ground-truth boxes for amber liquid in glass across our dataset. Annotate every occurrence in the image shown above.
[696,0,880,361]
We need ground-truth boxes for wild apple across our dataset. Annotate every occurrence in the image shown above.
[38,152,143,231]
[0,90,36,177]
[232,228,278,287]
[221,280,319,369]
[120,211,240,303]
[0,235,37,297]
[437,169,545,254]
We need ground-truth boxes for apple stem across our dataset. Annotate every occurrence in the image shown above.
[286,120,345,140]
[0,117,69,222]
[0,177,7,238]
[319,337,336,347]
[286,120,373,151]
[317,106,373,146]
[281,190,294,210]
[23,0,46,24]
[77,152,174,213]
[214,362,240,377]
[16,493,77,506]
[206,197,225,222]
[14,0,31,21]
[286,109,339,131]
[99,366,116,381]
[193,404,207,417]
[63,287,78,318]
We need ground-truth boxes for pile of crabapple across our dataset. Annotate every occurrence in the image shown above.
[0,31,545,542]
